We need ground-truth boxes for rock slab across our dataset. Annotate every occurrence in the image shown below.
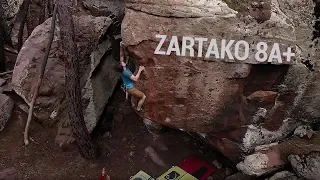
[122,0,318,163]
[12,15,114,130]
[0,94,14,132]
[289,152,320,180]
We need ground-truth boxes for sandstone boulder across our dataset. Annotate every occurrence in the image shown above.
[12,15,118,135]
[83,0,125,17]
[122,0,318,163]
[2,0,21,20]
[237,133,320,176]
[289,152,320,180]
[0,94,14,132]
[266,171,299,180]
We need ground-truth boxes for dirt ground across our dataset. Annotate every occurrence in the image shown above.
[0,89,218,180]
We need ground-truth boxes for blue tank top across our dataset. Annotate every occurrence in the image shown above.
[121,69,134,89]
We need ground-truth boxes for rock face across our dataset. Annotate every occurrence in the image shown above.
[83,0,125,17]
[2,0,21,20]
[12,15,119,138]
[237,132,320,176]
[266,171,299,180]
[0,94,14,132]
[289,152,320,180]
[122,0,318,163]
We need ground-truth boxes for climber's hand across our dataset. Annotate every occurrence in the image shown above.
[139,66,145,71]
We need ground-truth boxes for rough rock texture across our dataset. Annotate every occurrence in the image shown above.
[294,125,314,138]
[12,15,117,135]
[83,0,125,17]
[266,171,300,180]
[237,133,320,176]
[0,94,14,132]
[237,152,281,176]
[2,0,21,20]
[289,152,320,180]
[122,0,318,163]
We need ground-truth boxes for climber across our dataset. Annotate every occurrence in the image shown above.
[118,41,147,111]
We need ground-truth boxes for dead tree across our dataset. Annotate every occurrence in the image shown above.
[0,0,13,45]
[57,0,97,160]
[39,0,49,24]
[17,0,31,51]
[0,24,5,72]
[0,1,7,72]
[24,4,58,145]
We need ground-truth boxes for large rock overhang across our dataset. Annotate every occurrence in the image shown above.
[122,0,318,162]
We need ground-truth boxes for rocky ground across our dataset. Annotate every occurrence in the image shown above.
[0,87,223,180]
[1,0,320,179]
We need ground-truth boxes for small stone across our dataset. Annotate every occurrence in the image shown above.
[207,176,213,180]
[289,152,320,180]
[50,110,58,119]
[212,160,223,169]
[236,152,282,176]
[152,136,168,151]
[103,132,111,138]
[145,146,166,167]
[255,142,278,152]
[294,125,314,138]
[80,175,85,178]
[122,137,127,142]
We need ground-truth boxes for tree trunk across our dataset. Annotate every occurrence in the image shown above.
[17,0,31,51]
[0,28,5,72]
[0,0,13,46]
[24,4,58,145]
[57,0,97,160]
[38,0,47,24]
[0,1,6,71]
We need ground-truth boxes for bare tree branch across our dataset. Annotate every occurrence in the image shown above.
[24,4,58,145]
[17,0,31,51]
[0,70,13,76]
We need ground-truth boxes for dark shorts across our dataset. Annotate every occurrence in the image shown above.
[127,88,145,99]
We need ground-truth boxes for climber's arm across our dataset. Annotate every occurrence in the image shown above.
[120,41,125,63]
[130,66,145,82]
